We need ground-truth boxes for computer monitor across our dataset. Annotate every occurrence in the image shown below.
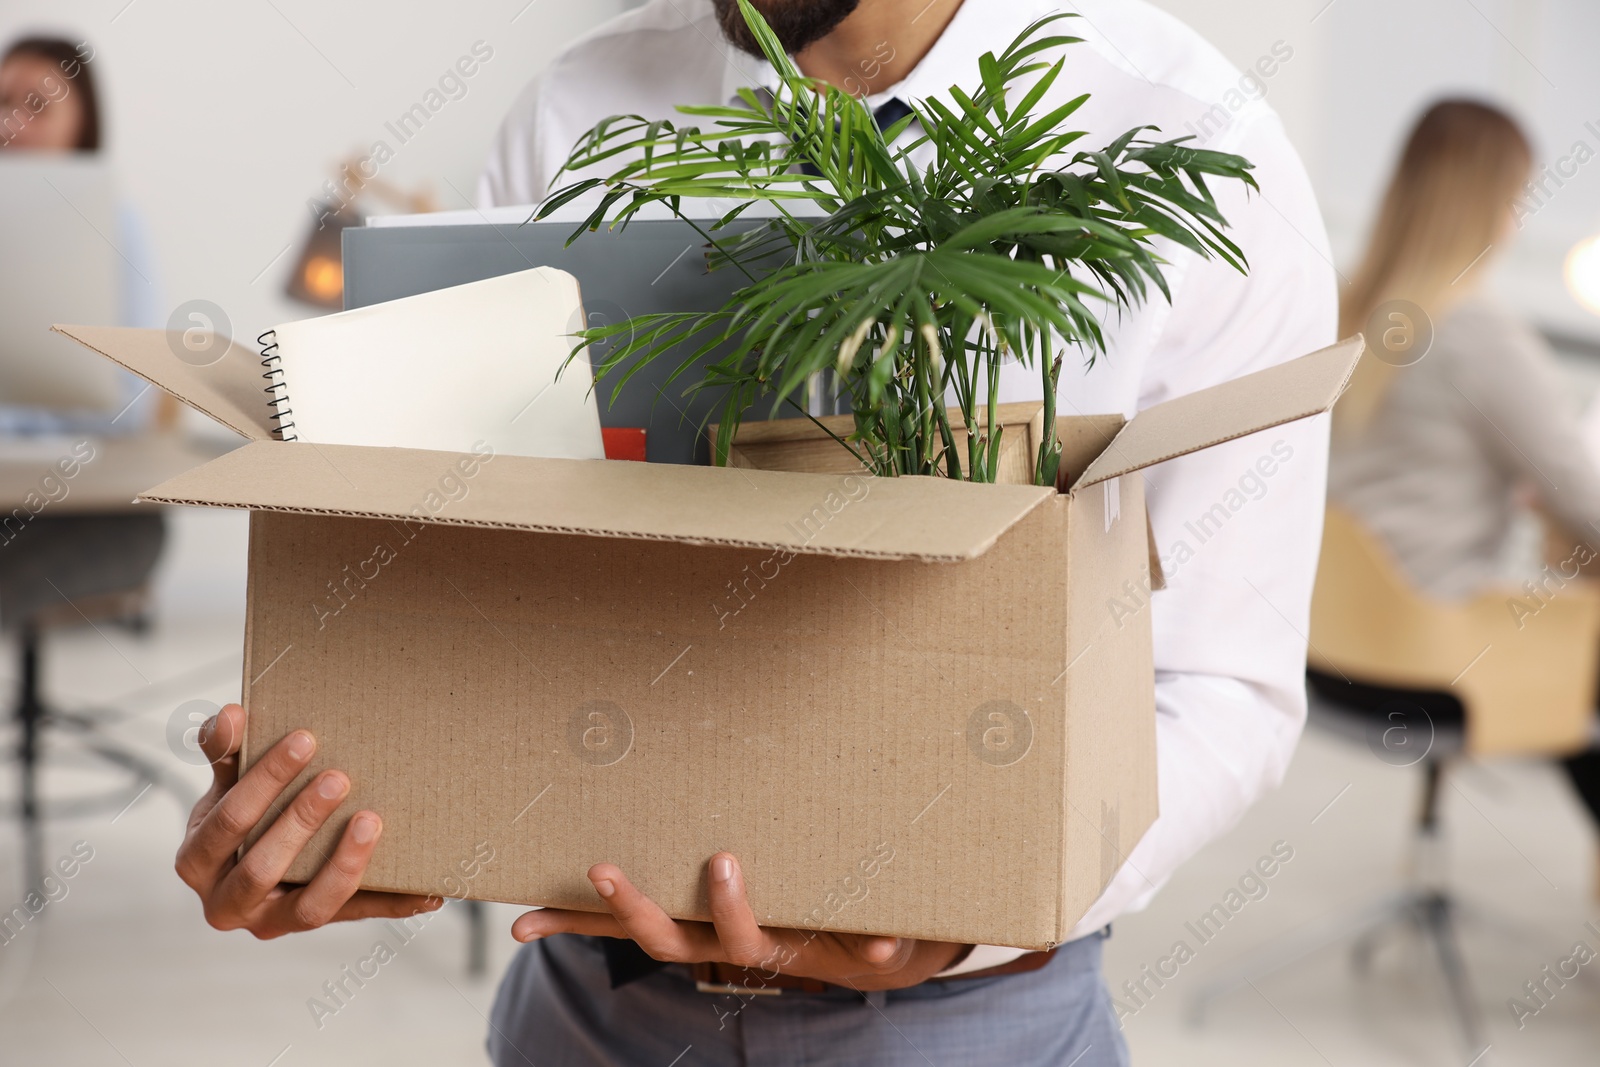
[343,209,761,466]
[0,157,122,411]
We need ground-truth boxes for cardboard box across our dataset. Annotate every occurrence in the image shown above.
[53,321,1360,949]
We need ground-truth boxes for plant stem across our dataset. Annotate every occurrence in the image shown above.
[780,395,870,469]
[935,391,961,480]
[914,332,936,474]
[985,341,1001,482]
[965,349,982,483]
[652,192,761,285]
[1036,327,1059,487]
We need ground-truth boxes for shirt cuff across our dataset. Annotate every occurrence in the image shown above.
[935,944,1029,977]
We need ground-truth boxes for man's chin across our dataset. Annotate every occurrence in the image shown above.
[712,0,866,56]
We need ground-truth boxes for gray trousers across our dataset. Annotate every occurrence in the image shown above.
[487,930,1129,1066]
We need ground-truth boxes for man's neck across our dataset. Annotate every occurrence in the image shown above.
[794,0,964,97]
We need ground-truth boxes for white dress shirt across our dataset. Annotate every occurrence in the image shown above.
[481,0,1337,974]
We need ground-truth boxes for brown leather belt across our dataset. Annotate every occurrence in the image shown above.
[689,948,1057,996]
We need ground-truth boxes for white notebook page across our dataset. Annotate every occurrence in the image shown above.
[271,267,605,460]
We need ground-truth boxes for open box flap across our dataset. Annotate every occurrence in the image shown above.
[1070,337,1364,491]
[51,325,274,441]
[140,440,1058,562]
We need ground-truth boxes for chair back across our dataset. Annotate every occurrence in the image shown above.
[1311,506,1600,756]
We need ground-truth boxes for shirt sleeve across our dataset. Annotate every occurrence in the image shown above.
[1449,307,1600,544]
[1065,112,1339,938]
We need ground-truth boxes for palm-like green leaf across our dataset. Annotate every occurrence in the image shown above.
[539,0,1257,483]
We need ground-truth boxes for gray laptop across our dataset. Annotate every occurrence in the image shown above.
[0,158,122,411]
[342,216,762,465]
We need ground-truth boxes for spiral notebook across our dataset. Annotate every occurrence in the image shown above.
[259,267,605,460]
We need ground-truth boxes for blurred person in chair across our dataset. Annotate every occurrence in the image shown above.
[0,34,161,435]
[0,34,168,918]
[1331,100,1600,842]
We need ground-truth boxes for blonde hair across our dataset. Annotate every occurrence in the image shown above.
[1337,100,1533,436]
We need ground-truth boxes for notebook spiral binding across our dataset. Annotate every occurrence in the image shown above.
[259,329,298,442]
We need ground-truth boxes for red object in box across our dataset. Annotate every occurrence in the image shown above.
[602,427,647,462]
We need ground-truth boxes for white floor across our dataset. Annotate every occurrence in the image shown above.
[2,508,1598,1066]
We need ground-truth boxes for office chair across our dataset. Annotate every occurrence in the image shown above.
[1189,507,1600,1056]
[1,512,195,900]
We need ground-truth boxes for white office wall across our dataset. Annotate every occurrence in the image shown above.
[0,0,635,341]
[1152,0,1600,339]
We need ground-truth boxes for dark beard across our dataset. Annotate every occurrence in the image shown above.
[712,0,865,56]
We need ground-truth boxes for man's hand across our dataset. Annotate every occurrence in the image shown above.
[174,703,441,939]
[512,854,967,991]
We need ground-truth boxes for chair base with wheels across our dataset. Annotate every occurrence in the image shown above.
[1189,673,1487,1056]
[1,513,195,900]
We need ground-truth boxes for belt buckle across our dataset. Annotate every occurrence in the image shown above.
[695,979,784,996]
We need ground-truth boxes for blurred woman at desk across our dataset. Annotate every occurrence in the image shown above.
[1331,100,1600,840]
[0,34,160,435]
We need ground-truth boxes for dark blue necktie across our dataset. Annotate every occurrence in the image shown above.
[799,96,912,176]
[871,97,913,132]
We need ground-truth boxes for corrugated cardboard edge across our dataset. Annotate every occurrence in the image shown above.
[138,441,1060,564]
[1071,336,1364,490]
[1054,494,1073,948]
[236,525,261,852]
[1059,476,1160,939]
[139,492,1028,564]
[50,324,272,441]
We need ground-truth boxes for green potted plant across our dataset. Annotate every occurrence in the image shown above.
[540,0,1257,487]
